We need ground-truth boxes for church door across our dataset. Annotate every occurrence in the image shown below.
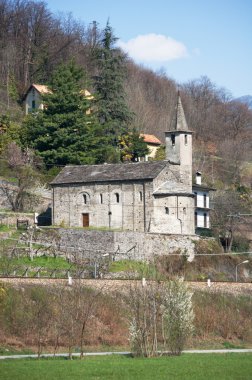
[82,213,89,227]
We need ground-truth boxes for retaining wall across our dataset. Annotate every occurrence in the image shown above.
[39,228,199,261]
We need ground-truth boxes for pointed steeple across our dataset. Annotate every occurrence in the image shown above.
[165,91,193,167]
[170,91,189,131]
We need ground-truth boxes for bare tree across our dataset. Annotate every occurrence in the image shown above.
[212,189,251,252]
[0,142,43,211]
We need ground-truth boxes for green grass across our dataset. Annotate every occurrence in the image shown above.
[0,254,74,277]
[0,225,13,232]
[0,354,252,380]
[0,255,73,278]
[109,260,163,280]
[12,255,72,270]
[0,346,34,356]
[109,260,145,273]
[109,260,151,275]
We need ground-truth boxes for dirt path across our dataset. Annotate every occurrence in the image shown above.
[1,277,252,296]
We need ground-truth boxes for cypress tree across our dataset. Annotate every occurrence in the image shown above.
[93,22,133,149]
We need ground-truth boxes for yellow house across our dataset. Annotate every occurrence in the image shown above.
[23,84,52,114]
[23,84,93,115]
[140,134,162,161]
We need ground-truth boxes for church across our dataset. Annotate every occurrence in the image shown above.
[51,95,195,235]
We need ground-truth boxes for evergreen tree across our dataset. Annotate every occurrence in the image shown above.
[0,115,21,154]
[22,62,110,167]
[153,145,166,161]
[93,22,133,149]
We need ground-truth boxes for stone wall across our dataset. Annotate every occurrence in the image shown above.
[0,212,35,227]
[38,228,198,261]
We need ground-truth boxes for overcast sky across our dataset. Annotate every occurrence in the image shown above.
[46,0,252,98]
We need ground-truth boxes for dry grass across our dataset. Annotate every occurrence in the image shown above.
[193,291,252,345]
[0,283,252,354]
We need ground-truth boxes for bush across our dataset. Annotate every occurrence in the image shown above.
[194,238,223,255]
[231,236,250,252]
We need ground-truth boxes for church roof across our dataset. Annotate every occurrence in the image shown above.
[51,161,168,185]
[153,180,193,196]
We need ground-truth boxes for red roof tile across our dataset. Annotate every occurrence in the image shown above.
[140,134,161,145]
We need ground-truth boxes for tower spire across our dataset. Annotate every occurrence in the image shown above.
[165,91,192,167]
[171,91,189,131]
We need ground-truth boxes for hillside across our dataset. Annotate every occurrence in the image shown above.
[0,0,251,252]
[236,95,252,110]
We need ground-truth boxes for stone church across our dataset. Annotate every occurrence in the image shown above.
[51,95,195,235]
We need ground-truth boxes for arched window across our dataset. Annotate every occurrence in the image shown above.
[115,193,120,203]
[183,207,186,215]
[82,193,90,205]
[139,191,143,202]
[100,194,103,204]
[184,134,188,145]
[171,134,175,146]
[165,207,169,215]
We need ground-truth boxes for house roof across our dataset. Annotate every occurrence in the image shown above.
[23,84,52,100]
[140,134,161,145]
[79,89,94,99]
[51,161,168,185]
[32,84,52,94]
[24,84,92,100]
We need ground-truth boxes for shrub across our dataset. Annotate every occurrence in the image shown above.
[194,238,223,255]
[128,279,194,357]
[162,279,194,355]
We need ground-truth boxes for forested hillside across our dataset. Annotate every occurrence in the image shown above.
[0,0,251,248]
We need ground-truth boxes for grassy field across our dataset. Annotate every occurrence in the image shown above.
[0,353,252,380]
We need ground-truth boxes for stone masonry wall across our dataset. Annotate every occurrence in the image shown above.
[39,228,197,261]
[52,181,154,232]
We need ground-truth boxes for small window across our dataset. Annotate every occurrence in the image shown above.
[100,194,103,204]
[171,134,175,146]
[183,207,186,215]
[184,134,188,145]
[204,194,207,208]
[139,191,143,202]
[194,192,197,207]
[32,100,36,109]
[165,207,169,215]
[204,213,207,228]
[115,193,120,203]
[195,212,198,227]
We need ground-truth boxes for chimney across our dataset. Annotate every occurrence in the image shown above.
[196,171,202,185]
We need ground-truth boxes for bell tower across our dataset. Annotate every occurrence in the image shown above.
[165,93,193,185]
